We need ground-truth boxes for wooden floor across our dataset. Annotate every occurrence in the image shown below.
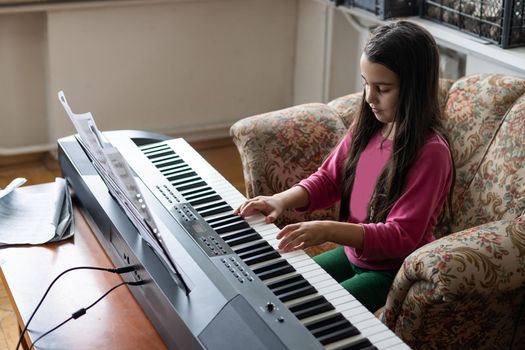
[0,138,245,350]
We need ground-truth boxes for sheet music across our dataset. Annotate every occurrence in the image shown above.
[58,91,190,292]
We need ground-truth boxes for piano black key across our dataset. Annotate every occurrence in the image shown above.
[198,204,233,218]
[167,171,198,182]
[208,216,245,229]
[161,162,188,171]
[147,151,175,160]
[306,314,360,346]
[238,241,274,260]
[194,200,228,212]
[277,284,317,302]
[236,242,273,259]
[206,213,240,225]
[223,232,260,247]
[181,186,215,199]
[305,313,349,333]
[242,250,280,266]
[317,326,360,346]
[233,240,267,255]
[141,144,167,153]
[215,221,251,235]
[172,177,203,188]
[221,228,258,241]
[153,155,181,164]
[252,260,295,280]
[269,277,310,294]
[190,194,222,207]
[153,158,184,169]
[164,161,189,170]
[185,189,216,202]
[288,295,334,320]
[267,274,304,290]
[162,165,192,176]
[176,181,207,192]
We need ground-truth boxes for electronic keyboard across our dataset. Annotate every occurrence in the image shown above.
[58,130,409,350]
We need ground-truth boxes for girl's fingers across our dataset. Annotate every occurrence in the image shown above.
[235,198,263,217]
[277,225,302,250]
[280,234,307,252]
[276,223,299,239]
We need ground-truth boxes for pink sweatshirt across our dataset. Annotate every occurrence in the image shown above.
[298,131,453,270]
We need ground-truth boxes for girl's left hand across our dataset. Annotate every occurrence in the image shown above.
[276,221,328,252]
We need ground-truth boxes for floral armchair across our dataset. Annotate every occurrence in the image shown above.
[230,74,525,349]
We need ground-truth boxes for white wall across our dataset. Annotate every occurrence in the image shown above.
[0,13,47,150]
[0,0,298,152]
[2,0,525,153]
[292,1,360,105]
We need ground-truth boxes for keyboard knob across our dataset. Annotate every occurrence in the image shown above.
[265,302,275,312]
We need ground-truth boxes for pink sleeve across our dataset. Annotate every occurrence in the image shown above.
[296,134,350,212]
[359,138,453,262]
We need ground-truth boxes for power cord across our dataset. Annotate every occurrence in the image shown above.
[15,265,138,350]
[28,280,144,350]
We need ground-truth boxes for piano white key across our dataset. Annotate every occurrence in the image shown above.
[369,332,403,347]
[316,284,346,298]
[158,163,187,174]
[343,308,374,324]
[247,257,287,272]
[300,308,348,326]
[150,154,180,164]
[201,209,236,222]
[289,257,318,270]
[355,319,387,335]
[261,271,299,286]
[314,278,339,291]
[306,272,335,285]
[283,292,323,308]
[385,342,411,350]
[323,334,368,350]
[228,239,266,252]
[367,330,399,348]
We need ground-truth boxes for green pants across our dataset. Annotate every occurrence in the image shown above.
[313,246,398,313]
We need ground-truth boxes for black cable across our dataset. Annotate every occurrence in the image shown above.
[15,265,137,350]
[28,280,141,350]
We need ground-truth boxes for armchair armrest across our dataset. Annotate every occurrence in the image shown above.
[384,218,525,349]
[230,103,350,256]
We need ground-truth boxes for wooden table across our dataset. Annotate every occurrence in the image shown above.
[0,207,167,350]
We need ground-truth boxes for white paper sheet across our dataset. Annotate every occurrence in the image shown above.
[0,178,73,245]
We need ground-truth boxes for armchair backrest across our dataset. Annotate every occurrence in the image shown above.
[440,75,525,233]
[327,74,525,236]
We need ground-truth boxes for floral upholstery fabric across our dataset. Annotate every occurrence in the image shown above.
[442,75,525,233]
[384,218,525,349]
[230,74,525,348]
[230,103,347,255]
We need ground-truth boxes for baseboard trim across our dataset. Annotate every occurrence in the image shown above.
[0,135,235,166]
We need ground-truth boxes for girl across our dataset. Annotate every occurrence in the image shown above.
[234,21,455,313]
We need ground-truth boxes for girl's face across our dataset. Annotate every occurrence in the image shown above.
[359,54,400,125]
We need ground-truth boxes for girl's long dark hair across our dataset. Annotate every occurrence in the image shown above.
[339,21,455,230]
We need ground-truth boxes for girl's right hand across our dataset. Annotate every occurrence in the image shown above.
[234,195,284,224]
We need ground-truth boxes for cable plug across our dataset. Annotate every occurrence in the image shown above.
[128,280,146,286]
[110,265,137,274]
